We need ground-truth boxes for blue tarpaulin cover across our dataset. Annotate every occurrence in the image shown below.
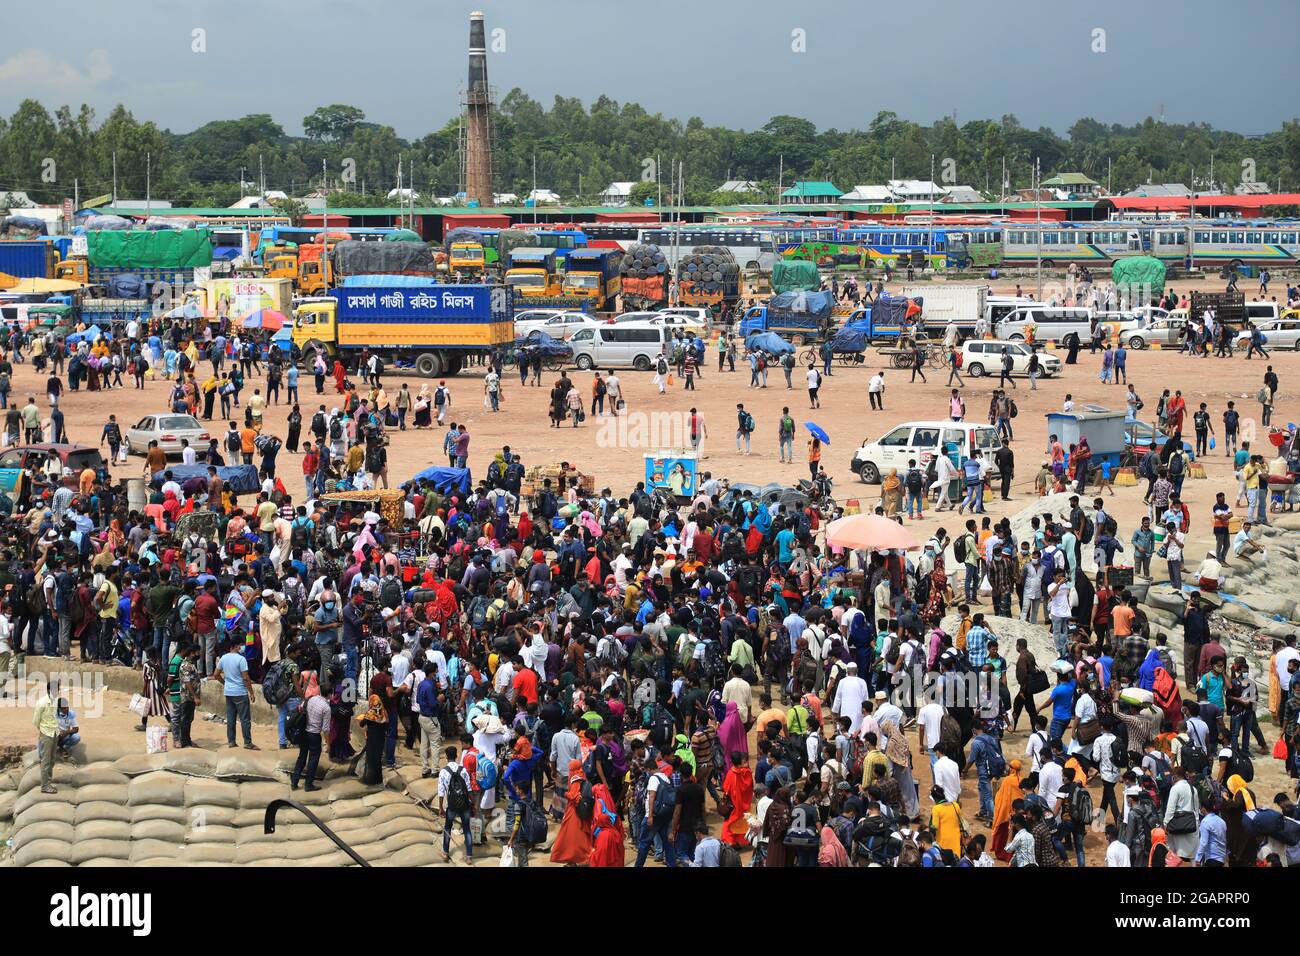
[151,464,259,494]
[829,326,867,353]
[744,331,795,356]
[402,466,472,495]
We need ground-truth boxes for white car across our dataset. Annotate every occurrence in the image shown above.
[126,414,211,457]
[513,310,598,340]
[851,420,1003,484]
[1235,318,1300,350]
[656,307,712,328]
[612,311,668,324]
[960,340,1061,377]
[1121,318,1186,350]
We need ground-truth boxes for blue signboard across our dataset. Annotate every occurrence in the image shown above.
[333,285,512,323]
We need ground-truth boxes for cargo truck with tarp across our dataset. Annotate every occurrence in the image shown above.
[770,259,820,294]
[55,228,212,293]
[0,240,58,283]
[1110,256,1167,308]
[292,283,514,378]
[330,240,436,280]
[842,293,923,343]
[738,289,835,343]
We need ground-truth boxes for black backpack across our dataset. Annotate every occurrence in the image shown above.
[1080,514,1095,545]
[329,418,343,440]
[520,799,549,845]
[905,468,923,492]
[380,576,403,610]
[290,517,312,549]
[283,697,307,745]
[444,764,470,813]
[648,705,676,749]
[953,534,968,563]
[262,660,296,706]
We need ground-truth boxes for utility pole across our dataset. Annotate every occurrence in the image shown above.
[146,152,151,217]
[1188,165,1196,273]
[239,166,245,200]
[259,154,265,199]
[322,159,329,284]
[1107,157,1112,195]
[777,154,783,211]
[532,153,537,224]
[1034,157,1042,300]
[112,151,117,207]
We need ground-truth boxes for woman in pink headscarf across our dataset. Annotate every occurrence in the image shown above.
[717,700,748,771]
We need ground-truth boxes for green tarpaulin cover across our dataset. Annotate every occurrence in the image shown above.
[87,229,213,268]
[771,259,820,294]
[1111,256,1166,298]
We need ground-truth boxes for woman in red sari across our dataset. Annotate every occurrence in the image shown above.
[587,782,624,867]
[720,751,754,846]
[550,758,594,865]
[332,359,347,394]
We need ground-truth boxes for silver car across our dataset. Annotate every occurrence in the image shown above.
[1235,318,1300,350]
[126,414,211,457]
[1120,318,1186,350]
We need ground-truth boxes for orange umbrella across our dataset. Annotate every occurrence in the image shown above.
[825,513,920,552]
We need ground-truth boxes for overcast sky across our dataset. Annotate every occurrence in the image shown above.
[1,0,1295,138]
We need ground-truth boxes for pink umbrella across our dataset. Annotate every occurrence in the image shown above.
[825,513,920,552]
[241,308,288,331]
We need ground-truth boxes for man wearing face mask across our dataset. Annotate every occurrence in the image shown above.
[312,591,342,691]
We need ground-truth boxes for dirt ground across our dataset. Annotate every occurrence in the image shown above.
[4,272,1296,866]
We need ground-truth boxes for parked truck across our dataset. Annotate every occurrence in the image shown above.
[330,240,435,283]
[0,240,58,284]
[738,290,836,343]
[54,228,212,293]
[79,298,154,328]
[291,283,514,378]
[560,248,623,309]
[505,248,560,298]
[900,284,986,339]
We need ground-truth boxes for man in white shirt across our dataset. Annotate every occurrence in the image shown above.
[181,439,196,466]
[831,662,870,733]
[612,545,634,590]
[917,700,945,773]
[932,742,961,802]
[1105,825,1131,866]
[721,665,752,723]
[1037,754,1064,804]
[874,691,902,746]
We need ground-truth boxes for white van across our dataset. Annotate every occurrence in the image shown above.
[984,295,1036,330]
[961,340,1061,377]
[851,420,1003,484]
[1246,300,1280,325]
[569,322,673,370]
[996,305,1094,345]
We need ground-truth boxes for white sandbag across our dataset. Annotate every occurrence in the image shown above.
[75,801,132,824]
[72,783,129,806]
[74,820,132,842]
[131,803,188,825]
[68,838,131,865]
[13,838,73,867]
[128,771,186,807]
[184,777,241,810]
[11,820,75,851]
[131,818,187,842]
[12,794,75,824]
[238,781,289,810]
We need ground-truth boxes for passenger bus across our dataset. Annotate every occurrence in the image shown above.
[773,225,1001,270]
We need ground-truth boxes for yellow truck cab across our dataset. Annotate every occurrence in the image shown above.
[505,247,560,298]
[292,299,339,357]
[449,242,486,278]
[54,258,88,284]
[297,258,332,296]
[265,252,298,281]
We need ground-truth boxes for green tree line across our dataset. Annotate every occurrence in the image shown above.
[1,94,1298,209]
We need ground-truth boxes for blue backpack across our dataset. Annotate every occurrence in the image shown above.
[475,751,498,790]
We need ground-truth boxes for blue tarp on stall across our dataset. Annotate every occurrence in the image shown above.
[151,464,260,494]
[402,466,472,496]
[66,325,105,345]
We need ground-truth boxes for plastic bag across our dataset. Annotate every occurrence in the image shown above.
[128,694,149,718]
[978,575,992,594]
[1274,737,1289,761]
[145,726,169,754]
[499,845,514,867]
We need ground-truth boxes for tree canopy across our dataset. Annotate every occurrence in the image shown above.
[0,95,1296,208]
